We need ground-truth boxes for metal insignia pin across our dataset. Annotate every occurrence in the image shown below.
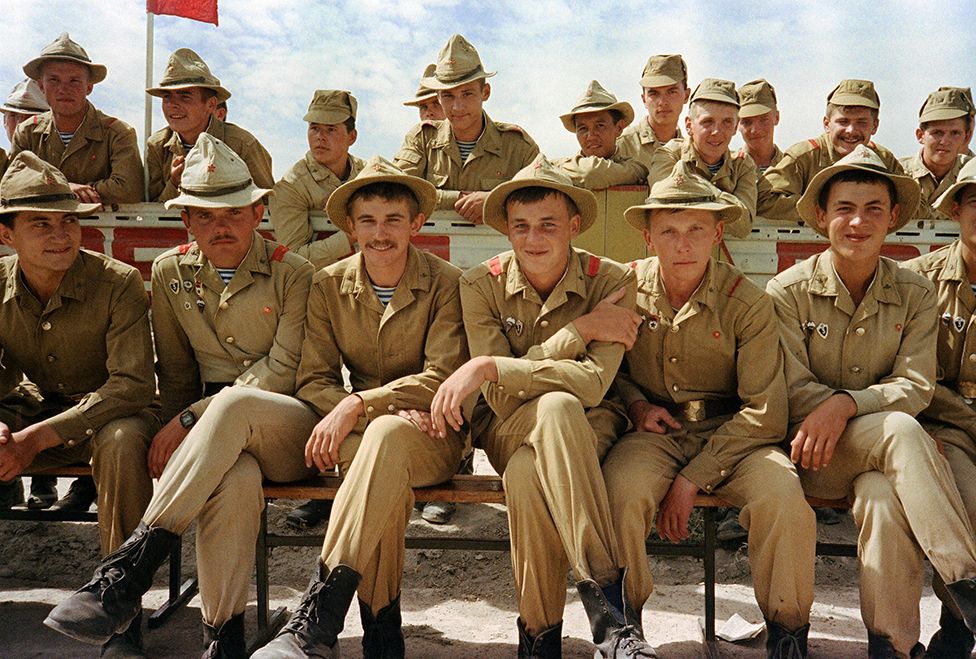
[804,321,816,332]
[515,320,524,336]
[816,323,829,339]
[504,316,517,332]
[183,280,193,291]
[183,301,192,310]
[196,299,206,312]
[169,279,180,294]
[955,316,967,333]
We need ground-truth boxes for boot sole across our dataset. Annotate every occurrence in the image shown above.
[43,612,117,646]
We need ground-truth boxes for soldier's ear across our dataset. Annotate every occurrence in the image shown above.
[888,204,900,231]
[481,83,491,102]
[180,209,191,231]
[348,128,358,147]
[410,213,426,235]
[568,213,581,238]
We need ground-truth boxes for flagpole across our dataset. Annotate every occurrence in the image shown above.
[144,11,154,201]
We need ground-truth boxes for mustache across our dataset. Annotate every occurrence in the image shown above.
[208,234,236,244]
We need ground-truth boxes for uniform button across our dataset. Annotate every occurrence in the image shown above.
[243,360,252,367]
[672,384,679,392]
[669,357,678,363]
[540,320,549,328]
[517,390,525,397]
[47,355,56,362]
[720,469,728,476]
[85,429,93,436]
[498,385,505,391]
[970,354,976,363]
[855,327,865,336]
[58,383,65,390]
[366,405,374,413]
[705,484,713,491]
[66,440,75,447]
[219,301,229,310]
[670,325,679,333]
[41,321,52,331]
[387,404,395,412]
[851,366,861,374]
[225,336,235,344]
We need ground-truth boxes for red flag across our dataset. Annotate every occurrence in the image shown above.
[147,0,218,26]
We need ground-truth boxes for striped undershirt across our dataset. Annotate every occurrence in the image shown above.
[457,139,477,163]
[215,268,236,285]
[58,130,75,148]
[706,159,723,176]
[372,283,397,306]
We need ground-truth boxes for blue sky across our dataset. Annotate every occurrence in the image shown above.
[2,0,974,180]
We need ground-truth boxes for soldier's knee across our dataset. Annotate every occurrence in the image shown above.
[501,449,541,501]
[534,391,585,420]
[92,415,152,459]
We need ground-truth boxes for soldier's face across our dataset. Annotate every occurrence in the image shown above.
[307,122,357,170]
[916,118,968,172]
[823,107,879,156]
[738,110,779,151]
[181,203,264,269]
[0,211,81,276]
[815,181,898,265]
[38,61,92,118]
[574,110,625,159]
[685,102,738,166]
[3,111,32,144]
[161,88,216,137]
[348,197,424,278]
[417,98,446,122]
[438,81,490,138]
[641,83,689,130]
[505,193,580,289]
[951,186,976,249]
[642,209,722,286]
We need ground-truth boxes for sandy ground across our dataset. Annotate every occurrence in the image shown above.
[0,474,956,658]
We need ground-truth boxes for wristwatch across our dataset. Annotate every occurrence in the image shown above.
[179,408,197,429]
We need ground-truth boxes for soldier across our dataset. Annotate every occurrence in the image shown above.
[0,152,156,655]
[647,78,756,237]
[146,48,273,203]
[429,156,655,658]
[2,79,48,145]
[759,79,905,225]
[766,145,976,657]
[45,134,315,657]
[393,33,539,224]
[904,157,976,657]
[555,80,649,189]
[13,32,143,204]
[736,79,783,173]
[215,100,227,122]
[251,158,468,657]
[616,54,690,172]
[940,86,976,156]
[900,88,972,220]
[402,63,446,122]
[603,166,814,657]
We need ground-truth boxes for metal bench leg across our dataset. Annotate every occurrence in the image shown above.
[249,503,289,653]
[702,507,720,658]
[147,535,199,629]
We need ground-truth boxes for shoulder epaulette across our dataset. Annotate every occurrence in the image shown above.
[587,255,601,276]
[178,243,193,255]
[488,255,502,277]
[103,117,117,128]
[31,115,40,125]
[496,122,525,134]
[727,275,743,297]
[735,150,745,160]
[271,244,289,262]
[629,260,638,269]
[807,139,820,149]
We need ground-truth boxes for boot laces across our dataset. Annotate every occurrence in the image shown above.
[281,580,326,641]
[771,633,804,659]
[611,625,658,658]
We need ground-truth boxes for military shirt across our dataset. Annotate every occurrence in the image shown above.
[614,258,787,492]
[0,250,154,445]
[296,245,466,426]
[151,232,313,421]
[767,251,937,424]
[735,144,784,173]
[11,102,143,204]
[460,248,636,429]
[899,152,969,220]
[554,148,649,190]
[616,120,681,174]
[393,113,540,211]
[146,117,274,202]
[758,133,905,224]
[269,151,364,269]
[904,241,976,437]
[648,138,756,238]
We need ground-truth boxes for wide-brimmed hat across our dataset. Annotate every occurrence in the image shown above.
[403,64,439,107]
[689,78,739,107]
[147,48,231,102]
[738,79,777,118]
[0,151,100,215]
[919,88,971,124]
[482,155,597,235]
[639,54,687,88]
[421,34,496,90]
[0,79,49,116]
[164,134,271,209]
[325,156,437,233]
[934,157,976,218]
[23,32,107,85]
[623,163,743,231]
[797,144,919,234]
[827,79,879,110]
[304,90,356,125]
[559,80,634,133]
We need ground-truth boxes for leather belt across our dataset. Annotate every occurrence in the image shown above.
[204,382,233,397]
[652,397,740,423]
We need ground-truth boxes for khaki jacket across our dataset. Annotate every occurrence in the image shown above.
[151,233,313,421]
[0,250,154,445]
[393,113,539,210]
[296,246,466,429]
[11,102,143,203]
[905,241,976,437]
[735,144,784,173]
[460,248,635,430]
[648,138,756,238]
[269,151,365,269]
[767,251,937,424]
[146,117,274,202]
[615,120,681,173]
[899,152,969,220]
[615,258,788,492]
[758,133,905,224]
[554,148,648,190]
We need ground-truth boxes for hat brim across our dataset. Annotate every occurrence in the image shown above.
[403,92,439,107]
[420,69,495,91]
[738,103,776,119]
[0,104,45,115]
[639,74,681,88]
[919,107,969,123]
[325,174,437,234]
[0,198,101,216]
[147,83,232,102]
[559,101,635,133]
[623,199,743,232]
[164,184,271,210]
[934,176,976,218]
[691,93,739,108]
[303,109,353,125]
[24,56,106,85]
[482,178,597,236]
[828,93,879,110]
[797,162,920,235]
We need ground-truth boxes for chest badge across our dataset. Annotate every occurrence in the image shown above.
[169,279,180,295]
[816,323,829,339]
[182,280,193,292]
[955,316,967,333]
[642,314,659,331]
[504,316,524,336]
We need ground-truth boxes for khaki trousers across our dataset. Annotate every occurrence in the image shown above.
[479,392,626,636]
[142,388,316,626]
[797,411,976,657]
[603,427,815,631]
[320,415,463,614]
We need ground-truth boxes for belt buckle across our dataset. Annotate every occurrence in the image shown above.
[681,400,706,423]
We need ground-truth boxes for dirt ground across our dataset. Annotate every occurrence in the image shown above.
[0,473,954,658]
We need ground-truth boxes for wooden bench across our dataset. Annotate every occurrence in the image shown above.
[0,465,198,629]
[255,473,854,655]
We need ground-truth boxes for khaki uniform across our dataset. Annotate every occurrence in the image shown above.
[899,152,969,220]
[462,248,632,634]
[735,144,784,173]
[0,148,7,179]
[615,120,680,174]
[269,151,365,269]
[145,118,274,202]
[647,138,756,238]
[393,114,539,210]
[143,232,315,626]
[11,102,143,203]
[0,250,156,553]
[758,134,905,224]
[295,246,467,612]
[604,258,814,630]
[768,251,976,655]
[554,148,648,190]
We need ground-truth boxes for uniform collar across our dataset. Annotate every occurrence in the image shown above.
[165,115,223,154]
[35,102,103,145]
[809,250,901,308]
[302,151,364,184]
[636,118,680,146]
[904,150,966,184]
[340,245,431,314]
[504,248,587,308]
[3,251,88,306]
[642,257,716,314]
[938,239,970,283]
[178,231,270,278]
[431,111,503,157]
[682,138,732,176]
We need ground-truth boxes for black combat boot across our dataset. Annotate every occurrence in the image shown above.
[517,617,562,659]
[946,577,976,634]
[251,562,361,658]
[27,474,58,509]
[867,633,924,658]
[359,595,405,658]
[50,475,97,512]
[765,619,808,658]
[576,570,657,658]
[924,603,976,658]
[100,610,145,658]
[44,523,180,645]
[202,612,246,659]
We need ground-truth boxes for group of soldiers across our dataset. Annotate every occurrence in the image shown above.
[1,28,976,659]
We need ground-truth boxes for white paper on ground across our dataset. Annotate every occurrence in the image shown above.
[714,613,765,642]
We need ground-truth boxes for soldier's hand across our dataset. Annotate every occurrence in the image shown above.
[170,156,186,187]
[431,356,497,437]
[791,393,856,471]
[629,400,682,433]
[68,182,102,205]
[148,416,190,479]
[656,475,698,543]
[454,191,488,224]
[397,409,437,438]
[305,395,363,472]
[573,288,641,348]
[0,421,11,445]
